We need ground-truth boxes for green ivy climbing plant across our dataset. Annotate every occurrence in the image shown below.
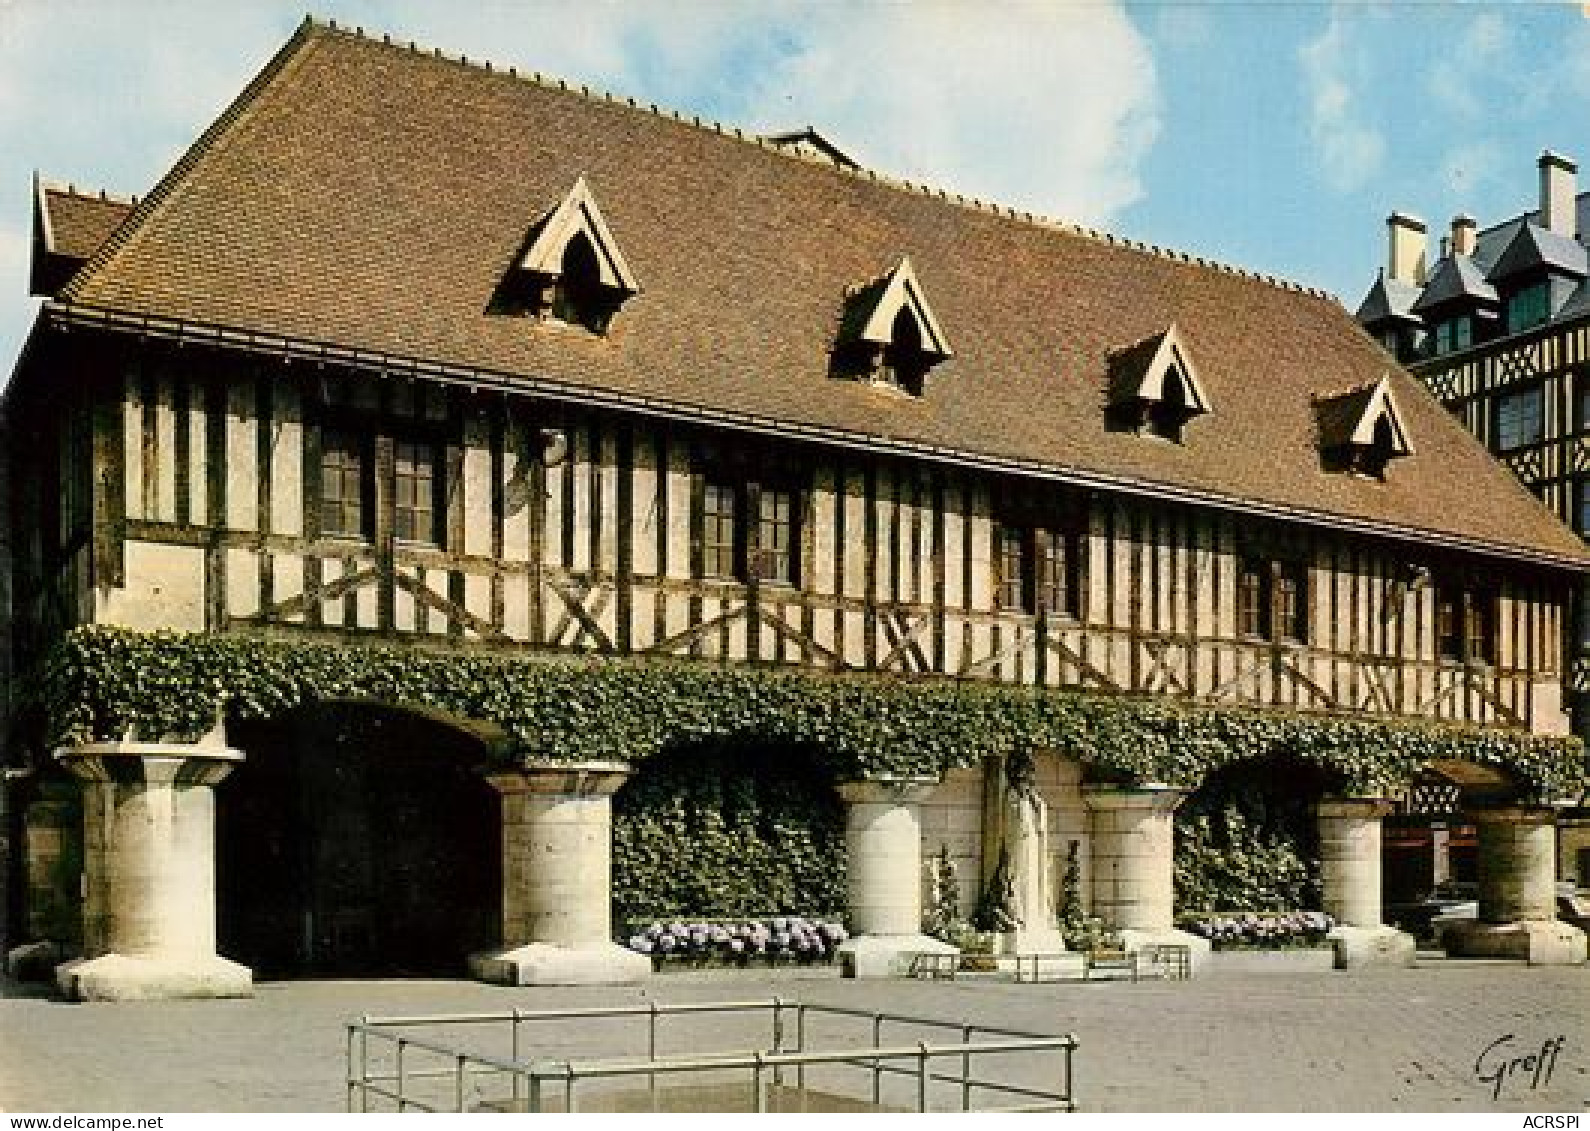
[25,626,1586,801]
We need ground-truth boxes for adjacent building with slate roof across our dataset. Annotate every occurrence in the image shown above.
[4,20,1586,996]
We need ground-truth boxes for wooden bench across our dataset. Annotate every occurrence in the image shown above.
[907,951,959,980]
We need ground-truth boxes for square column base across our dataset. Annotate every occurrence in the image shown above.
[1443,921,1587,966]
[470,942,653,986]
[1328,925,1417,969]
[1117,928,1212,976]
[996,927,1069,957]
[56,953,253,1001]
[837,934,958,978]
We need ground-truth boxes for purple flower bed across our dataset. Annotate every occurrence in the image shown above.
[1182,910,1334,949]
[625,917,848,965]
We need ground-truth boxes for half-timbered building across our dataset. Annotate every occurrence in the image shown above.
[3,20,1586,997]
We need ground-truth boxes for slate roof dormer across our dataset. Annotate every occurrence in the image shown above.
[1485,221,1588,284]
[1355,271,1424,327]
[1316,375,1413,479]
[1410,254,1499,315]
[1107,323,1212,443]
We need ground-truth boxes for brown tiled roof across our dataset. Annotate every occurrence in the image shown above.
[41,186,133,261]
[51,20,1589,567]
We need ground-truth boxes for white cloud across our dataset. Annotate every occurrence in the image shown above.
[738,3,1161,226]
[1298,9,1385,193]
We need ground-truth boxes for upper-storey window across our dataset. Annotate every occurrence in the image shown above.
[756,487,799,586]
[393,438,443,545]
[321,427,369,540]
[1238,557,1309,644]
[696,467,803,587]
[993,520,1082,618]
[701,481,739,581]
[1436,581,1496,666]
[1506,281,1551,334]
[878,308,933,395]
[1494,385,1544,452]
[1433,315,1472,355]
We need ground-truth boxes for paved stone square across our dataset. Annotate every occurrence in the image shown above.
[1,956,1585,1113]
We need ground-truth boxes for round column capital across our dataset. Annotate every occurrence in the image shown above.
[1081,782,1184,814]
[54,741,245,788]
[838,775,941,806]
[1467,805,1559,828]
[1315,797,1396,821]
[487,760,633,798]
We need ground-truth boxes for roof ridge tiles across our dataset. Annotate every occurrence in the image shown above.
[38,179,139,207]
[297,14,1332,302]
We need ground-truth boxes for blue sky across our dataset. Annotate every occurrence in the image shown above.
[2,1,1588,382]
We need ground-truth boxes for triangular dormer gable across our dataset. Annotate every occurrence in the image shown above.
[518,175,640,294]
[1316,375,1413,477]
[842,256,953,358]
[833,256,953,394]
[1107,324,1211,440]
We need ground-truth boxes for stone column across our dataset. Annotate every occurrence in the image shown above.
[836,776,957,977]
[52,742,252,1001]
[1446,806,1585,965]
[469,761,650,985]
[1083,784,1209,969]
[1316,798,1415,968]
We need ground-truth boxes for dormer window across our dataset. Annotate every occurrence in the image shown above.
[496,176,639,334]
[1316,376,1413,480]
[1107,324,1212,442]
[833,256,953,394]
[1506,281,1551,333]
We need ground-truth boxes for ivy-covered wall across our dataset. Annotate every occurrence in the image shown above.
[611,741,845,929]
[22,626,1586,801]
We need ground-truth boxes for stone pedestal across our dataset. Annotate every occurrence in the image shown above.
[470,762,650,985]
[1446,806,1586,966]
[836,777,957,977]
[52,742,252,1001]
[1083,785,1209,971]
[1316,798,1415,969]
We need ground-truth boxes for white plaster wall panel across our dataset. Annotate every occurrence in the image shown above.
[598,433,619,572]
[542,459,565,568]
[462,413,493,558]
[355,562,378,629]
[153,374,177,524]
[225,382,258,532]
[424,573,451,636]
[569,443,592,573]
[943,488,965,609]
[97,541,207,632]
[394,578,416,633]
[630,454,659,577]
[843,609,866,669]
[813,606,835,655]
[187,391,207,525]
[873,467,893,604]
[502,572,530,641]
[501,424,532,564]
[269,383,302,537]
[663,590,690,644]
[271,553,303,622]
[725,602,747,659]
[917,478,935,608]
[320,558,344,628]
[842,471,866,600]
[122,378,144,522]
[465,573,490,637]
[967,489,992,610]
[811,469,837,596]
[664,443,692,581]
[225,548,259,619]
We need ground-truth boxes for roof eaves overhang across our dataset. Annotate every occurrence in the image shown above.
[43,299,1590,574]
